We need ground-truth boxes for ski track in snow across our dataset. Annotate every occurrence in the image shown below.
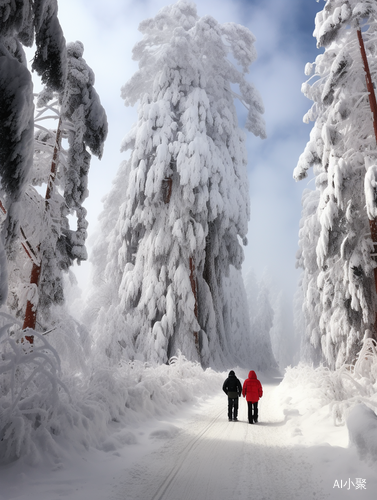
[112,378,326,500]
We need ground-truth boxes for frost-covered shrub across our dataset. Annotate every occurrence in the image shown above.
[276,338,377,429]
[85,351,224,427]
[0,317,71,464]
[40,304,92,377]
[0,310,224,464]
[0,312,111,464]
[353,338,377,384]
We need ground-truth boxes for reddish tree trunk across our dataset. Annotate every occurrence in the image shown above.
[357,30,377,140]
[189,256,199,350]
[162,177,173,204]
[22,119,62,342]
[357,29,377,336]
[45,118,62,206]
[22,262,41,342]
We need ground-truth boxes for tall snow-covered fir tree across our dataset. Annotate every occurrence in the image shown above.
[88,0,265,367]
[6,41,108,328]
[244,271,277,371]
[0,0,67,307]
[38,40,107,319]
[0,0,67,237]
[295,0,377,368]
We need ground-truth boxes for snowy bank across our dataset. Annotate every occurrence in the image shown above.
[0,317,224,466]
[273,347,377,459]
[348,404,377,465]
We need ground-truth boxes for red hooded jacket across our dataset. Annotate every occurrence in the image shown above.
[242,371,263,403]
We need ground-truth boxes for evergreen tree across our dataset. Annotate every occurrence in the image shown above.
[244,271,277,371]
[0,0,67,305]
[0,0,67,234]
[295,0,377,368]
[89,0,265,366]
[7,41,108,327]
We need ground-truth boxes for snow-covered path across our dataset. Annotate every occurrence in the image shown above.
[112,376,326,500]
[1,373,376,500]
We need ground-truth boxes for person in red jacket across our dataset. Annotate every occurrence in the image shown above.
[242,370,263,424]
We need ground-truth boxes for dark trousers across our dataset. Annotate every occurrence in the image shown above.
[247,401,258,423]
[228,397,239,419]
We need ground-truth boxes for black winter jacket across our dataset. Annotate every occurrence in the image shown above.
[222,371,242,398]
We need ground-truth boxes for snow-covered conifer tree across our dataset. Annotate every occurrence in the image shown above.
[0,0,67,236]
[0,0,67,305]
[55,41,108,271]
[295,0,377,368]
[7,41,108,327]
[89,0,265,366]
[244,271,277,371]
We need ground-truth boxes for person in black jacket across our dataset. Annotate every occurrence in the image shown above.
[222,370,242,421]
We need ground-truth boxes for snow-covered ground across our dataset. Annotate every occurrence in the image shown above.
[1,368,376,500]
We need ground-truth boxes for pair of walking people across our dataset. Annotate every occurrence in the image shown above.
[222,370,263,424]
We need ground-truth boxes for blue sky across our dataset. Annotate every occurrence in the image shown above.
[51,0,324,303]
[239,0,324,298]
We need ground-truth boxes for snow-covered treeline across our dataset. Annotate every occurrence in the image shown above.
[86,0,266,368]
[295,0,377,368]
